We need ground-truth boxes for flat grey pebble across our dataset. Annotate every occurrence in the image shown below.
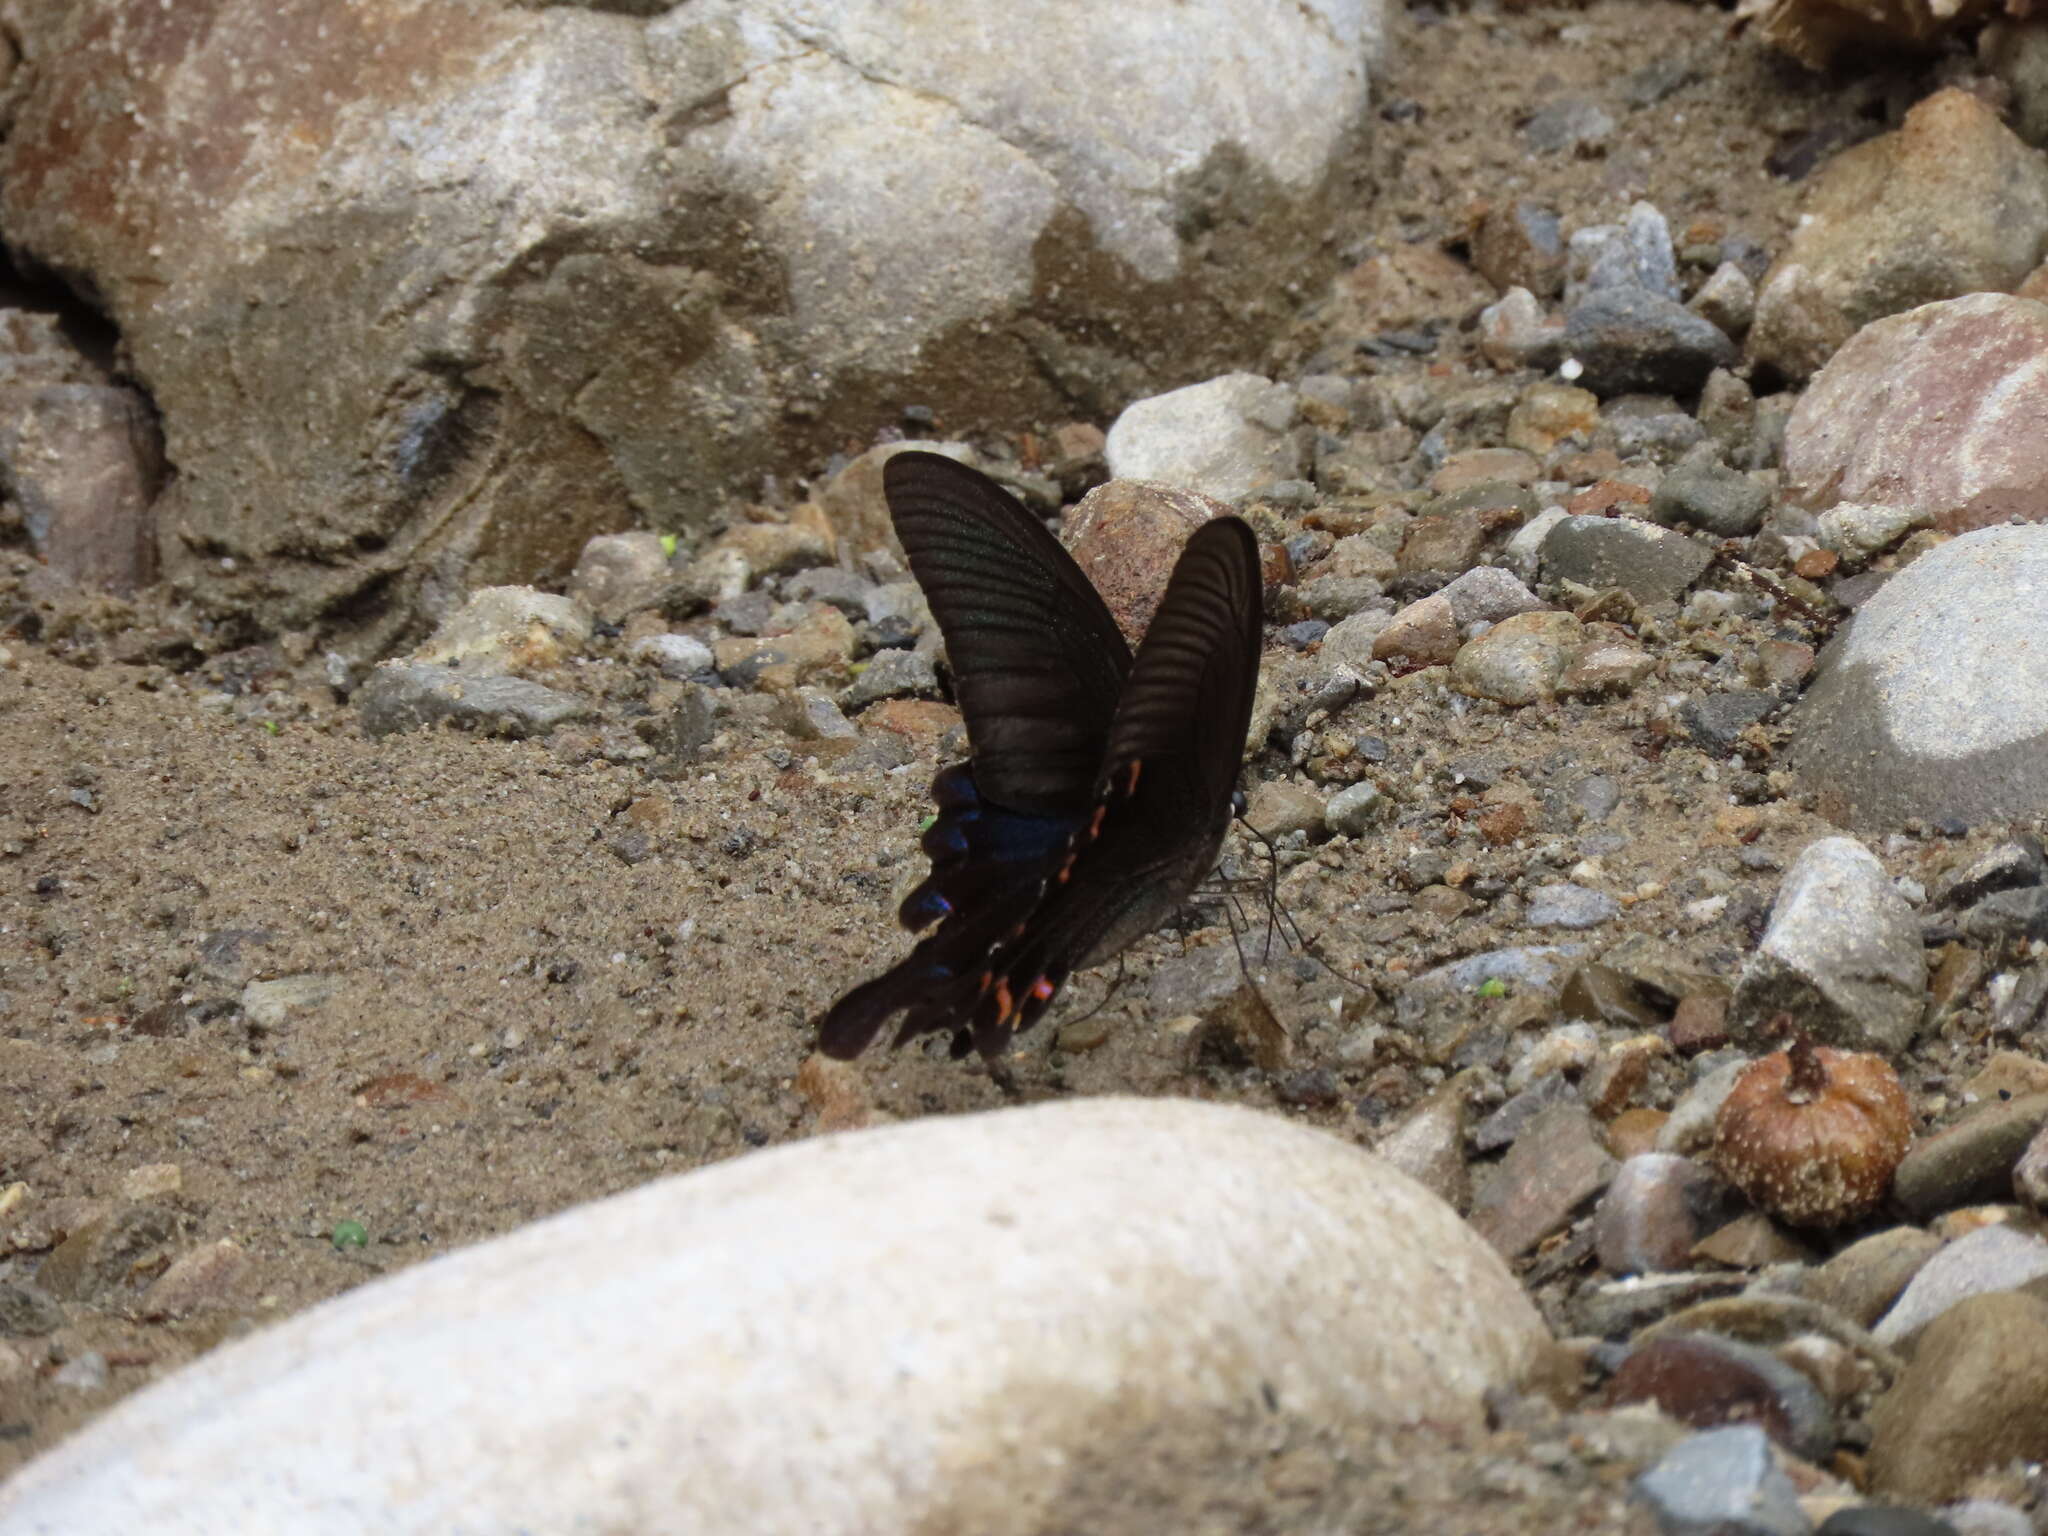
[1634,1423,1811,1536]
[1526,882,1619,929]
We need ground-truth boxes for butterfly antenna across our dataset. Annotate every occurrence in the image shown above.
[1059,954,1129,1031]
[1230,801,1373,996]
[1231,806,1291,964]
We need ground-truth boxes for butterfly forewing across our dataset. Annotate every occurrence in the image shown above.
[1100,516,1263,814]
[883,452,1131,815]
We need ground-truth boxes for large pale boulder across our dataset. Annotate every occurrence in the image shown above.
[0,0,1383,643]
[1791,525,2048,826]
[0,1097,1546,1535]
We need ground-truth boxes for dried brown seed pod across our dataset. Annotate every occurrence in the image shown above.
[1710,1031,1912,1228]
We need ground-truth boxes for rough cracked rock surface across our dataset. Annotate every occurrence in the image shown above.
[1791,525,2048,826]
[0,0,1384,640]
[0,1097,1546,1535]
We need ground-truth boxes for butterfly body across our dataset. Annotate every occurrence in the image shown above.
[818,452,1262,1061]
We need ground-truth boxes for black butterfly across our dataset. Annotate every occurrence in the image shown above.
[817,451,1263,1061]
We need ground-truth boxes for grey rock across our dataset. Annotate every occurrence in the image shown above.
[1933,839,2045,909]
[1983,18,2048,147]
[1504,508,1571,580]
[1295,573,1389,623]
[862,580,932,636]
[1731,837,1927,1054]
[1477,286,1567,371]
[1872,1224,2048,1347]
[1564,286,1739,397]
[1572,775,1622,823]
[1540,514,1714,603]
[629,633,715,680]
[1450,610,1583,706]
[783,566,873,619]
[1471,1073,1579,1155]
[240,975,339,1030]
[1933,1507,2031,1536]
[641,686,717,767]
[1566,203,1681,306]
[1657,1056,1753,1158]
[356,664,587,740]
[1523,99,1616,156]
[1595,1154,1735,1276]
[1893,1094,2048,1219]
[1792,527,2048,826]
[1681,692,1778,755]
[1652,458,1770,537]
[1816,502,1931,563]
[52,1351,109,1393]
[413,587,592,673]
[1436,565,1546,626]
[1936,1501,2027,1536]
[1804,1227,1947,1330]
[1470,1101,1617,1258]
[1690,262,1757,338]
[1633,1423,1811,1536]
[2015,1122,2048,1212]
[1324,781,1391,837]
[1607,406,1706,462]
[712,589,778,637]
[0,1100,1550,1536]
[1817,1508,1961,1536]
[1105,373,1306,503]
[840,648,939,710]
[1373,1075,1472,1210]
[1573,1273,1750,1337]
[785,689,858,743]
[0,1280,67,1336]
[567,531,675,623]
[1320,607,1396,672]
[1526,883,1620,930]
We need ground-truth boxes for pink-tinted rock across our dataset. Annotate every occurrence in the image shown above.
[1594,1153,1734,1275]
[0,383,162,591]
[1750,90,2048,379]
[1062,478,1231,648]
[139,1240,251,1320]
[1471,1101,1617,1258]
[1783,294,2048,533]
[1328,244,1495,335]
[1372,593,1459,668]
[1604,1332,1832,1460]
[1429,447,1539,494]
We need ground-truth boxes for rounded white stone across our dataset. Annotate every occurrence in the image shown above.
[0,1097,1545,1535]
[1834,525,2048,760]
